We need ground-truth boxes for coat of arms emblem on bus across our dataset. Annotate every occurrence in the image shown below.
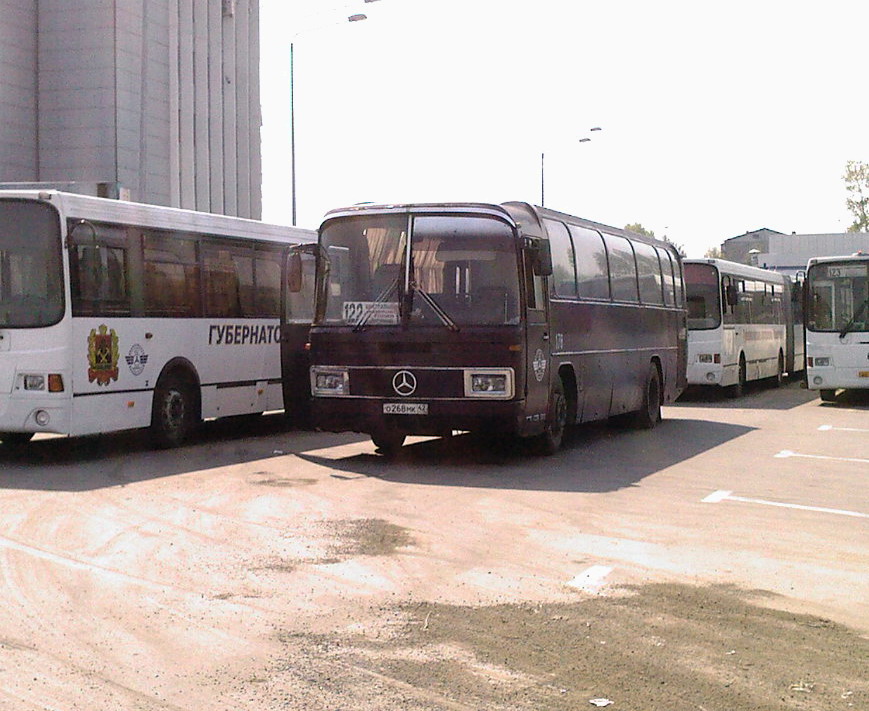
[87,325,120,386]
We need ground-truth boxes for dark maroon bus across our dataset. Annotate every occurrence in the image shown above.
[290,202,686,455]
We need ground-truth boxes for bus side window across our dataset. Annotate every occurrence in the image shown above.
[523,249,545,310]
[69,221,130,316]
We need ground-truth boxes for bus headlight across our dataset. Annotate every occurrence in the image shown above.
[311,368,349,396]
[23,374,45,391]
[812,357,831,367]
[464,369,514,399]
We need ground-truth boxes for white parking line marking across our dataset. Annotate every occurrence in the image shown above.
[818,424,869,433]
[567,565,613,592]
[775,449,869,465]
[703,490,869,519]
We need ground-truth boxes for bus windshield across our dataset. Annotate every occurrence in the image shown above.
[0,200,64,328]
[319,213,521,328]
[684,262,721,330]
[807,261,869,334]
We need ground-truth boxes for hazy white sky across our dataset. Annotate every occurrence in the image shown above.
[260,0,868,257]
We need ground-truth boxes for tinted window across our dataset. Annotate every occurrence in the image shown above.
[0,200,64,327]
[570,225,610,300]
[634,241,664,305]
[144,232,201,317]
[544,219,576,297]
[602,234,639,302]
[684,262,721,329]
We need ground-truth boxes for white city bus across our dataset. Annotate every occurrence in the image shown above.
[684,259,802,396]
[804,253,869,401]
[0,190,315,446]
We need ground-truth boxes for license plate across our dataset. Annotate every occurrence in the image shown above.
[383,403,428,415]
[859,371,869,378]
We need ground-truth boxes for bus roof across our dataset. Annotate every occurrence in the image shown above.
[0,189,317,245]
[806,253,869,268]
[683,257,790,283]
[322,201,681,254]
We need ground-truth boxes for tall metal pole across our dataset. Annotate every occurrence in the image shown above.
[290,42,296,226]
[540,152,545,207]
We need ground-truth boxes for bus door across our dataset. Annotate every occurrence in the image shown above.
[523,243,551,430]
[282,244,317,422]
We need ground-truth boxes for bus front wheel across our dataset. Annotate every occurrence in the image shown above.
[151,377,197,448]
[534,376,567,455]
[631,363,662,429]
[819,389,837,403]
[728,355,747,398]
[371,428,405,456]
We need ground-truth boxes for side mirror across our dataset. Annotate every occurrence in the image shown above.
[525,238,553,276]
[287,252,303,293]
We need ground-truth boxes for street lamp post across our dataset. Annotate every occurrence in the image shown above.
[290,2,379,226]
[540,127,602,207]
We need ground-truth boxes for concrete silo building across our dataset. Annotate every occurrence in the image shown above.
[0,0,262,218]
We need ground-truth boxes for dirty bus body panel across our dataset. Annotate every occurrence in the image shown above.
[307,202,687,454]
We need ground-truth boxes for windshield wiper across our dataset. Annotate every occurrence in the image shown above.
[413,284,459,331]
[839,298,869,338]
[353,278,399,332]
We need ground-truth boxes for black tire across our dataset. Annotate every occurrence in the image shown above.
[371,428,405,456]
[631,363,662,429]
[774,351,784,387]
[534,376,567,455]
[819,389,837,403]
[0,432,34,446]
[151,376,197,448]
[728,354,747,399]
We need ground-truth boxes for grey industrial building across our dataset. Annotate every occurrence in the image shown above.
[722,228,869,277]
[0,0,262,219]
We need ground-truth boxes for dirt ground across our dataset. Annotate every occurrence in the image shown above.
[228,519,868,711]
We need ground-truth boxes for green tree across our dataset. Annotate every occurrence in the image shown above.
[704,246,722,258]
[624,222,655,238]
[843,160,869,232]
[624,223,687,257]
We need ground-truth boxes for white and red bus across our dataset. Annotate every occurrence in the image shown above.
[0,190,315,446]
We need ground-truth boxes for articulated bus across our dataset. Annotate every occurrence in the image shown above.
[684,259,803,396]
[292,202,687,455]
[804,253,869,401]
[0,190,315,447]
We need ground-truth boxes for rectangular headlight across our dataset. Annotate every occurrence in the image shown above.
[311,368,349,396]
[464,369,514,399]
[813,357,831,367]
[23,374,46,391]
[697,354,713,363]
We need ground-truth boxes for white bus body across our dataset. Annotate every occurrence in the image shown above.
[684,259,800,394]
[804,254,869,400]
[0,190,315,445]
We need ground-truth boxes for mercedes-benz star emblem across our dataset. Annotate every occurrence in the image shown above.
[392,370,417,397]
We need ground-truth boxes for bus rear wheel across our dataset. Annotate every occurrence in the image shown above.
[774,351,784,387]
[631,363,662,429]
[151,377,197,448]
